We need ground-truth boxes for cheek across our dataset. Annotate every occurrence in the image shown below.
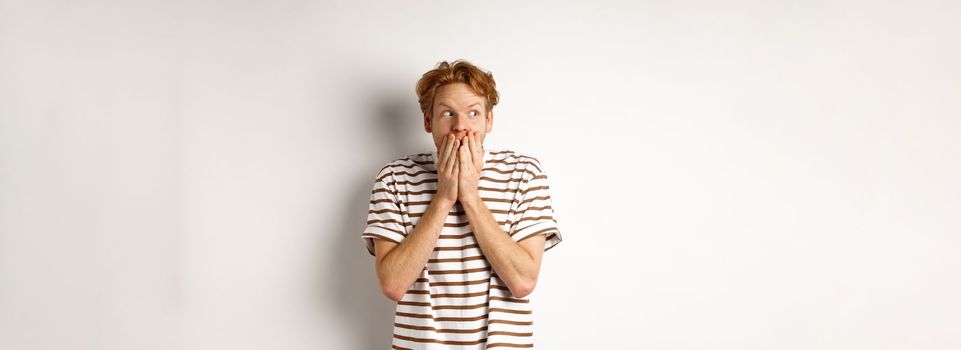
[470,119,487,130]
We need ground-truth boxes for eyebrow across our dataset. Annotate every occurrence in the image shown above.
[437,102,481,109]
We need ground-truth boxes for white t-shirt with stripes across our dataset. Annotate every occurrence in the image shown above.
[362,149,562,349]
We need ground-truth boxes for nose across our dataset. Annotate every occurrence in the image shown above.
[451,116,470,139]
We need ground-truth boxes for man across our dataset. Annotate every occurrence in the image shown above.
[361,60,562,349]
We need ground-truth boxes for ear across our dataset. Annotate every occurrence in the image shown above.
[423,111,432,133]
[485,110,494,133]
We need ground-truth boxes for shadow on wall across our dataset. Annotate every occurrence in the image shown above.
[317,91,426,348]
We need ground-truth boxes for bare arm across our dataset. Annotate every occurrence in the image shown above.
[373,197,454,301]
[462,197,546,298]
[373,134,461,302]
[456,130,546,298]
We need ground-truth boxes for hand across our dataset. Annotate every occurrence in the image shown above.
[434,134,459,208]
[456,131,484,205]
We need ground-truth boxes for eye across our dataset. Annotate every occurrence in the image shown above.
[442,111,454,118]
[468,110,479,118]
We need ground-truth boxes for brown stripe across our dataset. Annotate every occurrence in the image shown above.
[383,162,428,170]
[487,159,542,172]
[369,220,504,230]
[398,301,489,310]
[513,215,555,225]
[367,219,406,226]
[485,167,536,177]
[362,233,400,244]
[431,302,488,310]
[519,185,549,195]
[428,267,489,275]
[401,290,493,299]
[393,333,487,346]
[516,231,549,243]
[391,345,412,350]
[514,156,543,172]
[487,331,534,337]
[395,312,488,322]
[370,198,396,204]
[524,205,552,212]
[544,234,561,251]
[394,322,488,334]
[396,301,431,307]
[486,342,534,348]
[410,208,509,218]
[408,197,512,205]
[367,225,406,236]
[411,211,462,218]
[490,296,529,303]
[479,176,524,184]
[439,233,473,239]
[491,150,515,155]
[489,308,531,314]
[377,170,434,182]
[427,278,490,286]
[429,290,489,298]
[378,189,437,196]
[386,178,437,187]
[511,226,555,238]
[424,220,508,228]
[428,255,486,263]
[372,188,397,195]
[477,186,517,193]
[518,195,550,207]
[369,208,402,215]
[488,319,533,326]
[433,243,479,251]
[482,197,514,203]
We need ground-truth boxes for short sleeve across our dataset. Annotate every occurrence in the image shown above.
[360,166,409,256]
[509,158,563,251]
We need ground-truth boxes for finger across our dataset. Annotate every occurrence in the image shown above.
[459,143,471,172]
[443,135,456,172]
[437,134,449,168]
[469,131,477,154]
[446,139,459,173]
[470,131,482,163]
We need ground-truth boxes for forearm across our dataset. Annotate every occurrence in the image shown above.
[377,198,453,297]
[462,197,538,297]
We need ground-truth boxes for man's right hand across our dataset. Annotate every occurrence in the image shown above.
[435,134,459,207]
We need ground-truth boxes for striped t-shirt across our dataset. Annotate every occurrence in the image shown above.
[361,149,562,349]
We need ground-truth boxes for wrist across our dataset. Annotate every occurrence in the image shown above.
[459,195,483,212]
[432,197,457,211]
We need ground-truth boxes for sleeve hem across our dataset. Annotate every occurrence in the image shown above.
[511,221,558,243]
[362,225,407,256]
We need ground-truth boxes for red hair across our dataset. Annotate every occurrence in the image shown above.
[416,60,500,115]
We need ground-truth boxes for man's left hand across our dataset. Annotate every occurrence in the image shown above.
[457,130,484,205]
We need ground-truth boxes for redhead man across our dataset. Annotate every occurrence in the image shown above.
[361,60,562,349]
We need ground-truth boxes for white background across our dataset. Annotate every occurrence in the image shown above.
[1,0,959,349]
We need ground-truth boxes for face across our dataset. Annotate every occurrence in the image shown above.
[423,82,493,150]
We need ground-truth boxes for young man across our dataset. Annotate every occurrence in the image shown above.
[361,60,563,349]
